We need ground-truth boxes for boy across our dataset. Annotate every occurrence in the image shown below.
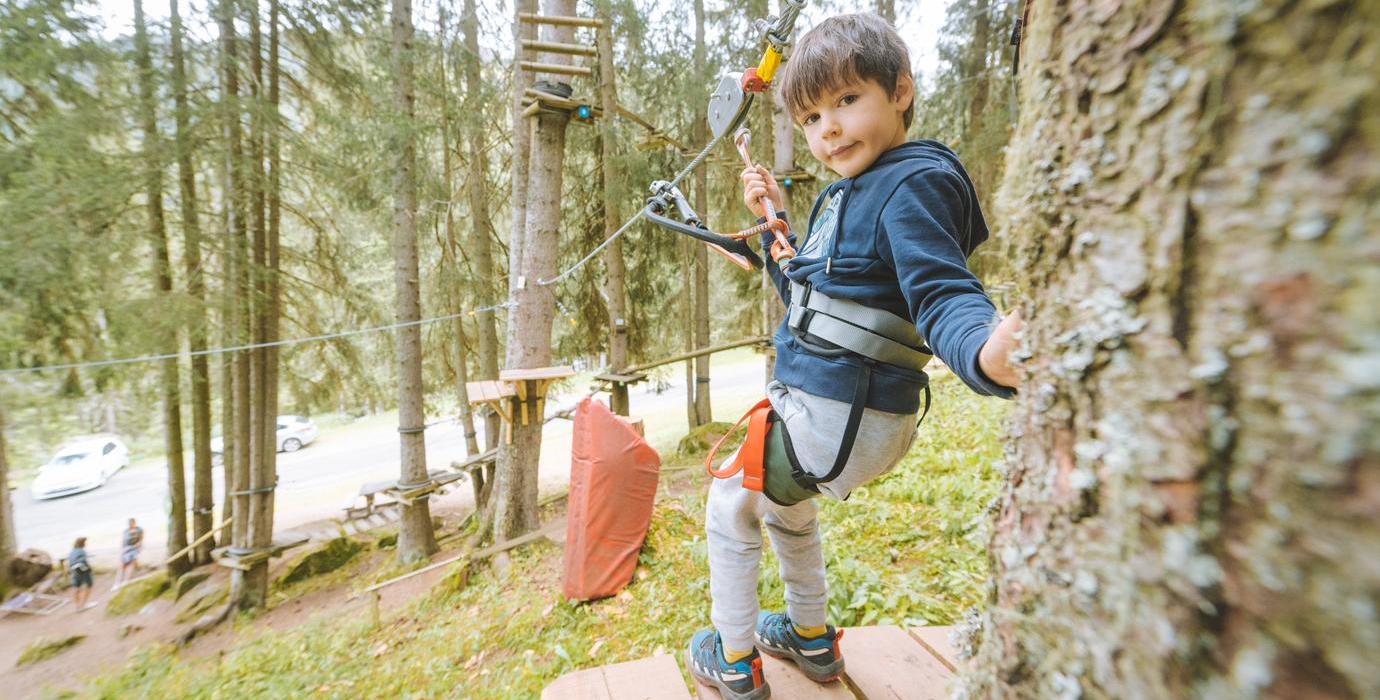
[686,13,1021,699]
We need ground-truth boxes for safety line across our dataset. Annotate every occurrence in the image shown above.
[0,301,516,377]
[535,124,730,287]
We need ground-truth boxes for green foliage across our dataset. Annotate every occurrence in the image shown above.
[106,571,171,616]
[16,634,85,667]
[83,373,1008,697]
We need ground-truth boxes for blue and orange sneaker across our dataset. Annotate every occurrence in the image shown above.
[754,612,844,682]
[685,629,770,700]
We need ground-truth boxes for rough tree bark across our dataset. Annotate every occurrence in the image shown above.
[390,0,438,564]
[134,0,190,580]
[495,0,578,540]
[170,0,215,566]
[960,2,1380,698]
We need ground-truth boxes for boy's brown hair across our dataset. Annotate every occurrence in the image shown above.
[778,13,914,128]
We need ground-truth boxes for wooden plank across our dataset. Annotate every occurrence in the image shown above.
[522,39,598,57]
[518,12,603,28]
[519,61,593,78]
[839,626,952,700]
[601,655,693,699]
[542,667,613,700]
[907,626,960,673]
[500,365,576,382]
[466,379,514,403]
[759,652,854,698]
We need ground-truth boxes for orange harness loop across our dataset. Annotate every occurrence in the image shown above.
[704,397,772,493]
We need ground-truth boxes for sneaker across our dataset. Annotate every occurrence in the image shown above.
[685,629,770,700]
[754,612,844,682]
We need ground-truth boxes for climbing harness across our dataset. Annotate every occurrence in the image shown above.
[705,283,935,504]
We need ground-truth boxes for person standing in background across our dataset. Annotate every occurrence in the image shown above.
[113,518,143,590]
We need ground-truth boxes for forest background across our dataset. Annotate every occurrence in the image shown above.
[0,0,1015,480]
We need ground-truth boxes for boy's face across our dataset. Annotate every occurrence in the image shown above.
[795,76,912,178]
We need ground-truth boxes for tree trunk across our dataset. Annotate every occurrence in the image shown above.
[961,2,1380,698]
[596,7,629,377]
[505,0,538,346]
[875,0,895,24]
[217,0,245,538]
[134,0,190,580]
[170,0,215,567]
[391,0,437,564]
[463,0,501,531]
[761,60,789,383]
[234,0,275,606]
[691,0,712,427]
[496,0,577,540]
[0,407,16,591]
[438,1,481,463]
[964,0,990,136]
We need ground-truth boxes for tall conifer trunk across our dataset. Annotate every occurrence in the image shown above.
[437,1,481,466]
[690,0,711,427]
[391,0,438,563]
[596,5,628,380]
[134,0,190,579]
[170,0,215,566]
[496,0,578,540]
[961,2,1380,697]
[216,0,244,534]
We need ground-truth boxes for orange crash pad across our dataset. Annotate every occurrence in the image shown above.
[562,398,661,601]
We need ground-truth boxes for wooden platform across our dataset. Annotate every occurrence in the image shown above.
[542,625,962,699]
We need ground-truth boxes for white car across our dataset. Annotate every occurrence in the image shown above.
[211,415,319,464]
[30,436,130,500]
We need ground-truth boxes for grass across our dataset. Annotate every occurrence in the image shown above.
[18,635,86,667]
[80,371,1008,699]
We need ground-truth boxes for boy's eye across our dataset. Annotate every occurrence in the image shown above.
[802,113,819,126]
[840,94,858,106]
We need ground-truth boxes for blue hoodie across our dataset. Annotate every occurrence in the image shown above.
[765,140,1015,414]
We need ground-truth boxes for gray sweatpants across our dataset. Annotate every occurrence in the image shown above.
[706,380,919,651]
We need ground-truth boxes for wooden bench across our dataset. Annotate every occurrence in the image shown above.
[542,625,962,699]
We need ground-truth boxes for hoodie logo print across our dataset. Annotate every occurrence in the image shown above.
[800,190,842,260]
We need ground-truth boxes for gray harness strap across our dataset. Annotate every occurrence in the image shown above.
[787,281,932,373]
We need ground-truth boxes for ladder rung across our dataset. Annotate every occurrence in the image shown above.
[521,39,598,57]
[518,12,603,28]
[520,61,592,77]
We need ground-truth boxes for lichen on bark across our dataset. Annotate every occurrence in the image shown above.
[958,0,1380,698]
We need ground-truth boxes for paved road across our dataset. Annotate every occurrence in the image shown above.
[12,353,767,565]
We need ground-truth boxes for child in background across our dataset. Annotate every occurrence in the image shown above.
[67,536,94,611]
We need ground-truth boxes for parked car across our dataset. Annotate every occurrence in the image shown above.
[211,415,319,464]
[30,435,130,500]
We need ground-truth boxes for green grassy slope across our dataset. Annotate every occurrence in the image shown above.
[83,372,1009,699]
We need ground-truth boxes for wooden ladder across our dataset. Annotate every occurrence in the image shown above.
[519,12,602,117]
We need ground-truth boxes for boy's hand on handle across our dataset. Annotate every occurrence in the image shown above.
[741,165,785,219]
[979,309,1023,389]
